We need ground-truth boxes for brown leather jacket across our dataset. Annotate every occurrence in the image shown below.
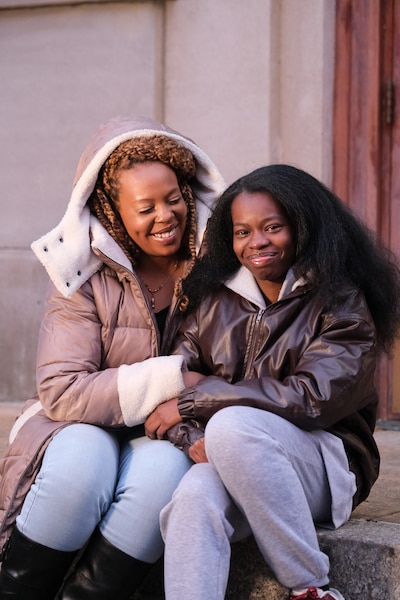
[169,267,380,509]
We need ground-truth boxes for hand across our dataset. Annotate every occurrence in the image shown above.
[145,398,182,440]
[189,437,208,463]
[183,371,206,387]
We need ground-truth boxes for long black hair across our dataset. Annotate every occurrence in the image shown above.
[181,164,400,353]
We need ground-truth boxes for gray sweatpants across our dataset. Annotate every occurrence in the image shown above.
[160,406,356,599]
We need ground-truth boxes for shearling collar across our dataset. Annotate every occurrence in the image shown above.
[225,266,306,307]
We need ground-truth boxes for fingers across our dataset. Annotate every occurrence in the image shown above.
[144,412,158,439]
[189,438,208,463]
[144,399,182,440]
[144,417,168,440]
[144,421,164,440]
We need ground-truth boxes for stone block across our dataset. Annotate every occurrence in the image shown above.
[319,519,400,599]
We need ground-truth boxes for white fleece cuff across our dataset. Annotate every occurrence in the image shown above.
[118,355,185,426]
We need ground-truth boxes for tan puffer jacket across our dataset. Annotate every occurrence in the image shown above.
[0,116,225,554]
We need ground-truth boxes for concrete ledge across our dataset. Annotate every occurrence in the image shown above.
[225,519,400,600]
[318,519,400,599]
[227,536,286,599]
[2,517,397,599]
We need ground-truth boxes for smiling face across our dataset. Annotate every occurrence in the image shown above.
[116,161,188,259]
[231,191,296,302]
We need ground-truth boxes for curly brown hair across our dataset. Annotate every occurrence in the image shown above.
[88,135,198,298]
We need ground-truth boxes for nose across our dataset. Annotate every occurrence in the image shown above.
[155,203,174,222]
[249,229,269,248]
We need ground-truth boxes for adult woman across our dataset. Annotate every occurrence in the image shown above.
[0,116,224,598]
[146,165,400,600]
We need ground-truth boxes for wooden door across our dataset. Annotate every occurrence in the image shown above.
[333,0,400,421]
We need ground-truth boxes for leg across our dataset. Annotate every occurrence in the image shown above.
[0,424,118,598]
[161,462,251,600]
[102,435,192,563]
[17,424,119,550]
[57,527,152,600]
[59,435,192,599]
[205,407,354,590]
[0,527,77,600]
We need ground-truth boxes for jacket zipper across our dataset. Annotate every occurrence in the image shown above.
[240,308,265,380]
[93,249,163,352]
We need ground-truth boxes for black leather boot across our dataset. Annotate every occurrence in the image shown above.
[57,528,152,599]
[0,526,77,599]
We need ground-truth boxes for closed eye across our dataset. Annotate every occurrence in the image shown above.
[168,196,183,205]
[138,206,154,215]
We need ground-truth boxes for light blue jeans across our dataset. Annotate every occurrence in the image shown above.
[16,423,191,562]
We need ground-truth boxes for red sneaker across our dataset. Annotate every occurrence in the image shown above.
[289,587,345,600]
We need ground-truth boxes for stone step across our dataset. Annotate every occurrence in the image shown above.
[226,520,400,599]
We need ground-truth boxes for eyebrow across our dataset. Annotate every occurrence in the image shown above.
[133,187,182,203]
[233,215,284,226]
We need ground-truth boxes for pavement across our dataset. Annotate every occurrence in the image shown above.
[1,402,400,599]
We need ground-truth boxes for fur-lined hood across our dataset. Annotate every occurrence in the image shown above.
[31,116,226,298]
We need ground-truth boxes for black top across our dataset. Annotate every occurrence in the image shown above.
[155,305,169,341]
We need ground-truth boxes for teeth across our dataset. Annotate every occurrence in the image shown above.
[153,226,176,239]
[250,253,274,258]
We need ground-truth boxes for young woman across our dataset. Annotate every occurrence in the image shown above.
[145,164,400,600]
[0,115,224,599]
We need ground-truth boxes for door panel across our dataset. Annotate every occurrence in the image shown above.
[333,0,400,420]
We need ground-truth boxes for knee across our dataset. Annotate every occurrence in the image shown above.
[205,406,247,460]
[160,468,202,538]
[160,463,236,544]
[148,440,192,482]
[45,424,119,495]
[167,464,217,511]
[122,438,192,489]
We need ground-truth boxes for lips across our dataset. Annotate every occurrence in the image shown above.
[150,224,178,240]
[247,251,278,264]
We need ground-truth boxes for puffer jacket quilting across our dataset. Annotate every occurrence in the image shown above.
[0,116,225,553]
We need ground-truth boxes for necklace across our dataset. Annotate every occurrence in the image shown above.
[140,261,179,310]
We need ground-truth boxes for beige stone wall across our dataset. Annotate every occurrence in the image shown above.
[165,0,335,186]
[0,0,335,403]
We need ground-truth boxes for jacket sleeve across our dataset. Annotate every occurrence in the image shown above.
[36,281,185,427]
[166,421,205,457]
[176,310,378,431]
